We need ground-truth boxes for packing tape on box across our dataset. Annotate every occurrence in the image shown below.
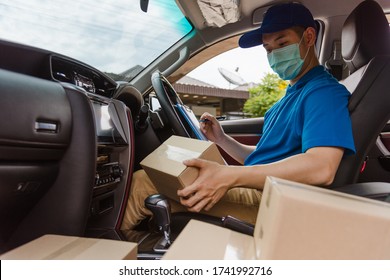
[157,145,201,163]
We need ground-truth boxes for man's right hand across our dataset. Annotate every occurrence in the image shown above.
[199,112,226,145]
[200,112,256,164]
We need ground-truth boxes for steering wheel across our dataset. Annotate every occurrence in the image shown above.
[151,71,207,140]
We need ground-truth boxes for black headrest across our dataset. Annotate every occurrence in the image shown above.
[342,0,390,73]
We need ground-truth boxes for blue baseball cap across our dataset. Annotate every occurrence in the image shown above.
[239,2,316,48]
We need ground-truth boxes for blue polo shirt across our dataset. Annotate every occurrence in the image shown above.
[244,66,355,166]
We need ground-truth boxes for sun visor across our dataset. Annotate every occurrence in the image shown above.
[197,0,241,27]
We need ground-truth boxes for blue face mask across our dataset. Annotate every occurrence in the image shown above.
[267,35,309,80]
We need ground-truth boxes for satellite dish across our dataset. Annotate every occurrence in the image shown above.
[218,67,246,86]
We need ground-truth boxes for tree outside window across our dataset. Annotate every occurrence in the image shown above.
[243,73,287,117]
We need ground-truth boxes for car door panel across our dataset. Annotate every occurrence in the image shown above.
[220,118,263,165]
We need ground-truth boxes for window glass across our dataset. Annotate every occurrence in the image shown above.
[0,0,193,81]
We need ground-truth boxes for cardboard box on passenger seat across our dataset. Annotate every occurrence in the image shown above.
[140,135,225,202]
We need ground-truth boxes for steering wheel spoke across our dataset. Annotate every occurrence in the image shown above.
[151,71,207,140]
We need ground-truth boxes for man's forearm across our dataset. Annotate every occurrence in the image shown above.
[216,134,256,164]
[229,146,344,189]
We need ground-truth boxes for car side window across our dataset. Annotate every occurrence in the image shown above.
[175,46,271,119]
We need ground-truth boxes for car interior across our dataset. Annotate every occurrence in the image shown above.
[0,0,389,259]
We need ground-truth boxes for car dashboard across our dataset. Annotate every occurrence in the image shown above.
[0,39,136,253]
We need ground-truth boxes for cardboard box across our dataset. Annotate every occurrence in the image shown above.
[140,135,225,201]
[254,177,390,259]
[163,177,390,260]
[163,219,256,260]
[0,234,137,260]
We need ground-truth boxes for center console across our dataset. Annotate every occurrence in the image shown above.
[86,95,134,234]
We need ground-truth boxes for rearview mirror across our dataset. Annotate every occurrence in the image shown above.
[140,0,149,12]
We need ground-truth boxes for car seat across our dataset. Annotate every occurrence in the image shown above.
[330,0,390,194]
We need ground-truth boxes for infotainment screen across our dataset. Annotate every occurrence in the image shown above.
[92,101,127,145]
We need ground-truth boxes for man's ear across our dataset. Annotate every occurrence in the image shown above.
[305,27,317,46]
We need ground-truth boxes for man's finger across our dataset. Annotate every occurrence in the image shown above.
[182,158,205,168]
[187,197,212,213]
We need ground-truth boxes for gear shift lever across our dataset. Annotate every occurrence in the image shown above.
[145,194,172,247]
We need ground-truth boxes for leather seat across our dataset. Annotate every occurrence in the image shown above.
[331,0,390,188]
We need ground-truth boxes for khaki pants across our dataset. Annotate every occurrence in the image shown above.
[121,169,262,230]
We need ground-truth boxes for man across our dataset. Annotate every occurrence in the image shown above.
[121,2,355,229]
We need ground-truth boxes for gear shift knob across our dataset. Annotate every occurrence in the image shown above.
[145,194,171,245]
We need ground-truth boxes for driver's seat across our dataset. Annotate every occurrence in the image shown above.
[330,0,390,188]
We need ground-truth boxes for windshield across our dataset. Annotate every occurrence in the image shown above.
[0,0,193,81]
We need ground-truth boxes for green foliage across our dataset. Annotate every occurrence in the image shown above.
[243,73,287,117]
